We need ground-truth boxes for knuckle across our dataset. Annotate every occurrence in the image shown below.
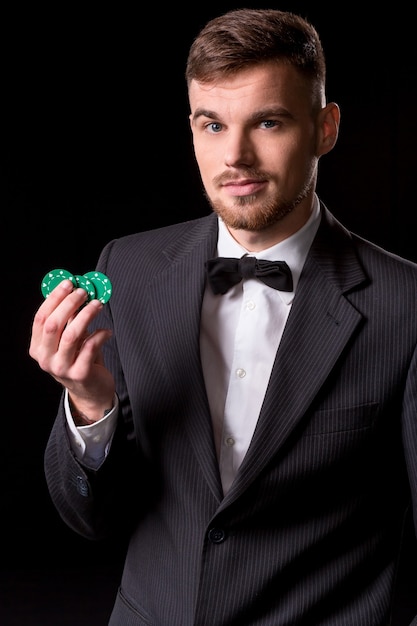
[61,323,79,346]
[43,317,60,336]
[33,307,48,326]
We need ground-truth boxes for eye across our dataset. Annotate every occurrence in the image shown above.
[260,120,279,129]
[206,122,222,134]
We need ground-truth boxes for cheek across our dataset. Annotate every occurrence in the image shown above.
[193,142,218,179]
[259,132,302,162]
[279,135,317,170]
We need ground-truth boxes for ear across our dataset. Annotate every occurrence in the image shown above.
[317,102,340,156]
[188,112,196,138]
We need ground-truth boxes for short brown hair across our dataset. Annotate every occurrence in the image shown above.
[186,8,326,92]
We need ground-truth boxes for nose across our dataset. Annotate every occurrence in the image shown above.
[224,129,255,168]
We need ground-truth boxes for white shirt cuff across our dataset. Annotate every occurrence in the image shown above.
[65,390,119,466]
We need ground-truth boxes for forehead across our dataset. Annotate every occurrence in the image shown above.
[188,62,310,115]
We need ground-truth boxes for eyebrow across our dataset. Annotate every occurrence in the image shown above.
[192,108,217,122]
[191,107,292,123]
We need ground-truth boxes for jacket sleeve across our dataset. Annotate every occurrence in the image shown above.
[43,393,143,541]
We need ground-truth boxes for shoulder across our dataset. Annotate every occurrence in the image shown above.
[315,203,417,294]
[98,213,217,265]
[92,214,218,294]
[321,203,417,269]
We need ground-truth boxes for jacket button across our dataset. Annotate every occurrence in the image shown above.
[76,476,89,497]
[208,527,226,543]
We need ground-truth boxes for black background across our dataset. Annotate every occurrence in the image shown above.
[2,2,417,624]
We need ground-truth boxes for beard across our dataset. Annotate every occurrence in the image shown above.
[205,167,316,232]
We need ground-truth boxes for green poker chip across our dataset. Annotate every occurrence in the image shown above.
[74,275,97,302]
[40,268,112,303]
[83,271,113,303]
[41,268,76,298]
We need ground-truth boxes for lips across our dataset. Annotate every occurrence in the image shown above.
[222,179,266,196]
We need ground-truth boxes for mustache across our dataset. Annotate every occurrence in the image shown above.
[214,168,271,185]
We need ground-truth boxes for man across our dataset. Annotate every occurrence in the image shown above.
[29,8,417,625]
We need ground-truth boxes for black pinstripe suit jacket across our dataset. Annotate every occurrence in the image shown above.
[44,203,417,625]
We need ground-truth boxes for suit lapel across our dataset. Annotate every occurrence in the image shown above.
[223,207,368,503]
[147,214,224,500]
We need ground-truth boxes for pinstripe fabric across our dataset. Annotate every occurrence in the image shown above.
[44,204,417,625]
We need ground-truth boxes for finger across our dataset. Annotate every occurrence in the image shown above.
[50,299,105,369]
[66,328,113,381]
[30,291,106,376]
[30,286,88,359]
[30,280,76,358]
[41,278,76,311]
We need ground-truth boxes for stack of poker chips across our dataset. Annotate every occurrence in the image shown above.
[41,269,112,304]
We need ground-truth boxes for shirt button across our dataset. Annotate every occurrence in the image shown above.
[236,368,246,378]
[208,527,226,543]
[246,300,256,310]
[225,436,235,447]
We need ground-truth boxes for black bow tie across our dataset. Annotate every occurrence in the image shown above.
[206,256,293,295]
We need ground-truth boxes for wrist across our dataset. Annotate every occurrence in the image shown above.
[69,398,113,426]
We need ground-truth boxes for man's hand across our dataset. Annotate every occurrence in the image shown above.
[29,278,115,422]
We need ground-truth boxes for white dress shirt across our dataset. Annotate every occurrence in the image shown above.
[201,197,320,493]
[67,196,321,490]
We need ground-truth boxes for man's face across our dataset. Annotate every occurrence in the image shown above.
[189,62,326,240]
